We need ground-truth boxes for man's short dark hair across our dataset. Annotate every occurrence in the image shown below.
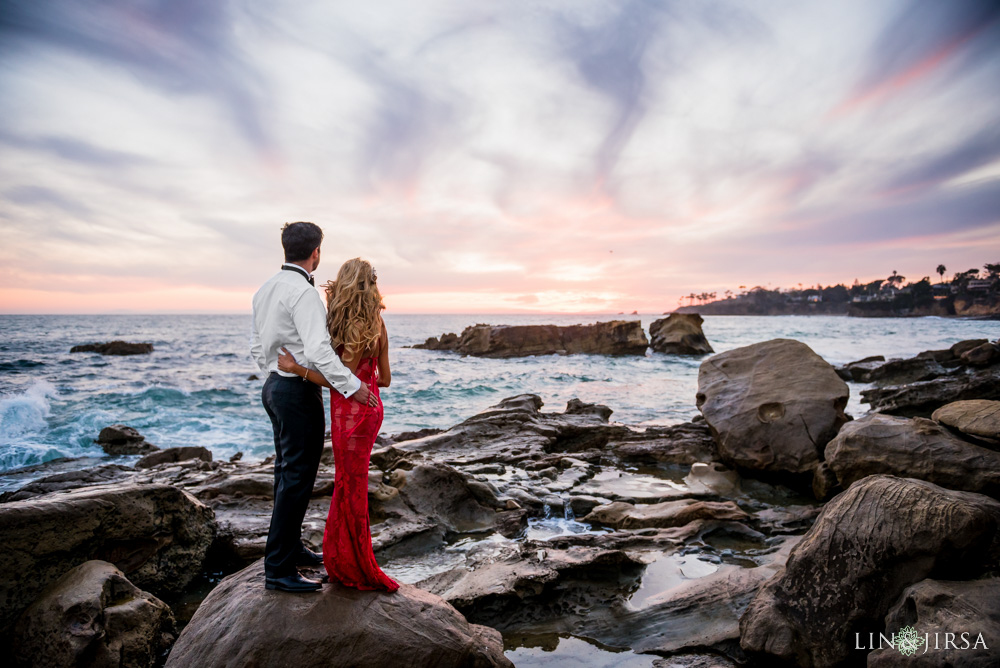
[281,222,324,262]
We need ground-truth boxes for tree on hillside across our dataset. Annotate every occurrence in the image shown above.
[984,263,1000,281]
[822,284,850,302]
[910,278,933,305]
[936,264,946,282]
[887,270,905,288]
[952,268,981,292]
[864,279,884,295]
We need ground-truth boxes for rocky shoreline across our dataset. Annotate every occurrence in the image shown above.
[2,335,998,666]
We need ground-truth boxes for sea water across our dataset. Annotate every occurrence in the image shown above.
[0,313,996,489]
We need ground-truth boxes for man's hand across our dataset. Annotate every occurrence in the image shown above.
[277,347,298,374]
[350,383,379,407]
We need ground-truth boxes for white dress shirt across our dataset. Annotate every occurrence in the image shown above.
[250,264,362,398]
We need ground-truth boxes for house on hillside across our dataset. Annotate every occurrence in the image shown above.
[967,279,992,292]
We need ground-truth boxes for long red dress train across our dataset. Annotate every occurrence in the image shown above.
[323,348,399,592]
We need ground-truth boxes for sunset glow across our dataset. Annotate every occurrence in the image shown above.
[1,0,999,314]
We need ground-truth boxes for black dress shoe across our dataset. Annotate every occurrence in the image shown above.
[265,573,322,592]
[296,546,324,566]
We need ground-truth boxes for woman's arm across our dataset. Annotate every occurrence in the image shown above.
[377,318,391,387]
[277,347,378,406]
[277,347,332,388]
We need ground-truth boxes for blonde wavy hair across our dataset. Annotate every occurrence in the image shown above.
[323,258,385,362]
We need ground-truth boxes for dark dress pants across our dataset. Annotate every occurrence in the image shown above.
[261,373,325,578]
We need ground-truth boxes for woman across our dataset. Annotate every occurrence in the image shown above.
[277,257,398,592]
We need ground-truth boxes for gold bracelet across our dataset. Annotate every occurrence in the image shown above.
[302,368,309,382]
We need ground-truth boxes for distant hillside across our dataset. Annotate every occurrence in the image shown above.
[676,299,847,316]
[673,265,1000,318]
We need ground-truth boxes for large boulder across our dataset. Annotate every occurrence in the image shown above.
[868,578,1000,667]
[166,559,511,668]
[413,321,648,357]
[11,560,175,668]
[0,483,214,634]
[824,414,1000,498]
[739,475,1000,668]
[932,400,1000,443]
[696,339,849,478]
[649,314,714,355]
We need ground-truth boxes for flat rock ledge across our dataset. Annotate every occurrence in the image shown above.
[70,341,154,355]
[413,321,648,357]
[166,558,512,668]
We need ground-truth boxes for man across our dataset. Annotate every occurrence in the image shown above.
[250,221,376,593]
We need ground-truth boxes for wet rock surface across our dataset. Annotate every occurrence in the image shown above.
[12,560,175,668]
[136,446,213,469]
[696,338,849,478]
[868,577,1000,667]
[649,313,714,355]
[412,321,649,357]
[855,341,1000,418]
[861,366,1000,417]
[824,413,1000,498]
[584,499,749,530]
[7,326,1000,667]
[0,482,214,636]
[167,558,512,668]
[739,475,1000,668]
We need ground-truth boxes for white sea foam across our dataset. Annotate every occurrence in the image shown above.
[0,380,57,442]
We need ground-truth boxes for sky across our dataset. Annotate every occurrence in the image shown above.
[1,0,999,314]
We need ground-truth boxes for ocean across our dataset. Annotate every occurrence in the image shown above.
[0,313,996,491]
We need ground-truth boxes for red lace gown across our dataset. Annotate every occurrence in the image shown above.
[323,346,399,592]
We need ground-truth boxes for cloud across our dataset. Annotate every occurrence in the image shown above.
[0,0,998,313]
[0,130,150,168]
[840,0,1000,110]
[880,125,1000,194]
[0,0,274,154]
[5,185,92,217]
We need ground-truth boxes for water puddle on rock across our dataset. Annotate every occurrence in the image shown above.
[627,553,719,609]
[381,533,509,584]
[575,468,690,501]
[503,633,657,668]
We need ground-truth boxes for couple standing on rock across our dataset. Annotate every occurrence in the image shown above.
[250,221,399,594]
